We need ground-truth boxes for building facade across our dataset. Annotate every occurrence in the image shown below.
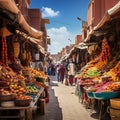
[87,0,119,32]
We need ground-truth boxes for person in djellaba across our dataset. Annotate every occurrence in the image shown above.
[59,64,66,83]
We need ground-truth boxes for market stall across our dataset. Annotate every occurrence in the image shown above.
[0,64,49,119]
[75,11,120,119]
[0,1,51,120]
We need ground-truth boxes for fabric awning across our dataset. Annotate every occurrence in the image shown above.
[108,1,120,15]
[16,30,41,44]
[76,43,88,50]
[38,45,47,55]
[0,0,43,39]
[76,42,98,50]
[16,30,46,55]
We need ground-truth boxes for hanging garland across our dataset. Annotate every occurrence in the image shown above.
[1,36,8,65]
[100,38,110,62]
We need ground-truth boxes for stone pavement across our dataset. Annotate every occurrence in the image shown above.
[33,76,99,120]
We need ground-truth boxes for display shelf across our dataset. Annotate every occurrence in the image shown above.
[0,87,44,120]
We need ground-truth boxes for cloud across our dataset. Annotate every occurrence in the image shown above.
[41,7,60,17]
[47,27,75,54]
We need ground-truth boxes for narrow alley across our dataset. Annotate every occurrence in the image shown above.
[33,76,98,120]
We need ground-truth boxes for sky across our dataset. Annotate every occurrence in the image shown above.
[30,0,90,54]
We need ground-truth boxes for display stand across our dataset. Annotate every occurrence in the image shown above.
[0,106,32,120]
[0,87,44,120]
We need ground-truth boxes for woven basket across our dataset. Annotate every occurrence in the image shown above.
[0,94,16,101]
[110,107,120,120]
[15,98,32,107]
[13,42,20,58]
[110,98,120,109]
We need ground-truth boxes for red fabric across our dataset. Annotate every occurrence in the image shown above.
[1,37,8,65]
[59,65,66,82]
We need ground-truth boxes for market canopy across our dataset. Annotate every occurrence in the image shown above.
[0,0,43,39]
[38,45,47,55]
[16,30,41,44]
[16,30,47,55]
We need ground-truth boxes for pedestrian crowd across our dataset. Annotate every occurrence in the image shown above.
[45,58,77,86]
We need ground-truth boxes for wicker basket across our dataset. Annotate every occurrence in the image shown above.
[0,94,16,101]
[13,42,20,58]
[110,98,120,109]
[110,107,120,120]
[15,98,32,107]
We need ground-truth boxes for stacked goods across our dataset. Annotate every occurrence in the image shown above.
[76,65,102,79]
[15,95,32,106]
[105,82,120,92]
[0,64,33,107]
[16,75,26,81]
[0,63,49,106]
[76,39,111,80]
[87,81,107,92]
[94,60,107,70]
[9,83,27,95]
[26,85,39,94]
[100,38,110,62]
[0,66,16,81]
[106,61,120,81]
[84,67,101,78]
[79,78,94,86]
[24,67,47,79]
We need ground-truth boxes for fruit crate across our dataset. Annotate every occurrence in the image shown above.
[15,98,32,107]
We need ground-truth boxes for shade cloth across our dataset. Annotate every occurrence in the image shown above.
[0,0,43,39]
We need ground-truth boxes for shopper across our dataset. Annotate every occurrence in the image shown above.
[47,65,52,75]
[56,64,60,82]
[67,59,76,85]
[59,64,66,83]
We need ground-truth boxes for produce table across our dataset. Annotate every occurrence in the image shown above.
[0,106,32,120]
[30,87,44,107]
[0,87,44,120]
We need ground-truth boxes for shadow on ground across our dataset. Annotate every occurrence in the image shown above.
[33,80,63,120]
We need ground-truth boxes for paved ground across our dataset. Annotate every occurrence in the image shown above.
[33,76,99,120]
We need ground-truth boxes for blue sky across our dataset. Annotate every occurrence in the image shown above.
[30,0,90,54]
